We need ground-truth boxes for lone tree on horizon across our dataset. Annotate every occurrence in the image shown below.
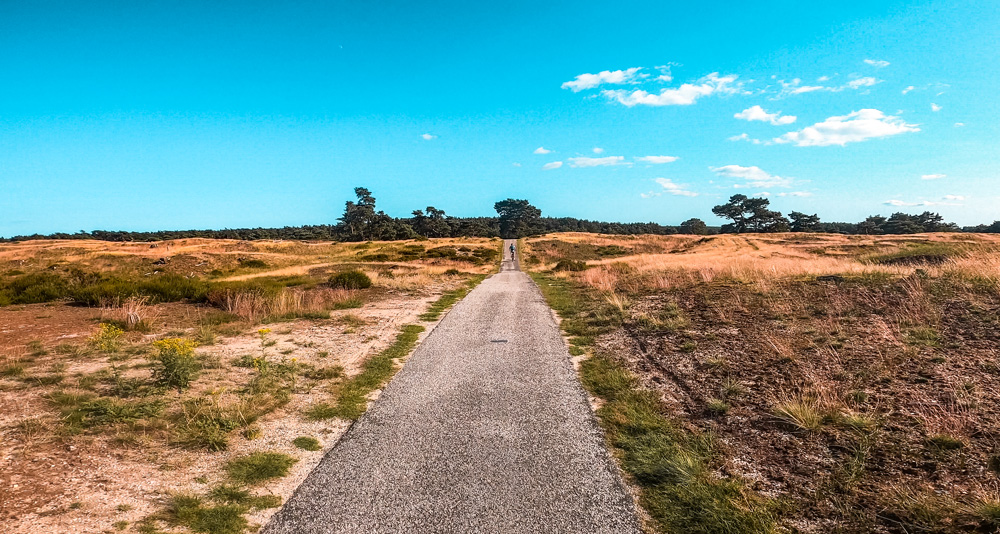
[712,194,789,233]
[494,199,541,239]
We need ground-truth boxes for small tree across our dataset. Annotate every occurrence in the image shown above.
[678,218,709,235]
[494,199,542,238]
[789,212,821,232]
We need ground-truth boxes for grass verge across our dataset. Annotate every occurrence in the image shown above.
[530,272,776,534]
[418,274,487,321]
[306,324,425,421]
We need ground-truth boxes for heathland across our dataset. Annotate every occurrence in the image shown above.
[0,237,499,533]
[524,232,1000,534]
[5,231,1000,534]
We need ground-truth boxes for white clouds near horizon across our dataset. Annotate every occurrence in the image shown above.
[533,146,551,154]
[921,173,947,180]
[884,196,963,207]
[542,161,562,170]
[421,133,436,140]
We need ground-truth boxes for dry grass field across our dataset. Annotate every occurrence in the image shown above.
[0,237,499,533]
[525,232,1000,534]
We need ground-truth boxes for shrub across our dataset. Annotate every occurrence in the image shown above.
[89,323,125,353]
[0,272,68,304]
[71,273,208,306]
[292,436,321,451]
[224,452,297,485]
[328,270,372,290]
[237,258,268,269]
[553,259,588,272]
[151,338,200,391]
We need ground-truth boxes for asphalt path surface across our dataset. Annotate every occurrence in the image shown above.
[263,240,640,533]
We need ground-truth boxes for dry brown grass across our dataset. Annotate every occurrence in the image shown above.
[526,231,1000,533]
[526,232,1000,294]
[100,295,158,330]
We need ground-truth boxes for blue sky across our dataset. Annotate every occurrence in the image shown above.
[2,0,998,236]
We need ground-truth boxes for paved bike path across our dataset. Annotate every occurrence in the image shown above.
[263,240,640,533]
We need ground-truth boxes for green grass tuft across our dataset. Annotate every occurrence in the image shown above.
[292,436,321,451]
[224,452,297,486]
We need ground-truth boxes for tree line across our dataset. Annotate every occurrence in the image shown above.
[3,188,998,243]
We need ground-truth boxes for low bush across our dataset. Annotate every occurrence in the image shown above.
[553,259,588,272]
[0,269,209,307]
[89,323,125,353]
[151,338,200,391]
[237,258,268,269]
[329,270,372,290]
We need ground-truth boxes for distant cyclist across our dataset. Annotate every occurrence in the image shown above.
[509,243,516,258]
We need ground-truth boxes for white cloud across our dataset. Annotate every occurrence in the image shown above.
[592,147,604,154]
[710,165,794,188]
[902,85,915,95]
[777,77,881,98]
[512,162,521,167]
[533,146,551,154]
[636,155,679,164]
[728,133,768,145]
[653,65,673,83]
[884,198,962,207]
[921,173,947,180]
[931,103,942,112]
[788,84,826,94]
[954,122,965,127]
[846,77,879,89]
[654,177,698,196]
[774,109,919,147]
[864,59,890,68]
[602,72,741,107]
[817,75,830,82]
[567,156,630,168]
[640,191,661,198]
[778,191,813,197]
[421,133,436,140]
[561,67,645,92]
[734,105,797,125]
[542,161,563,170]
